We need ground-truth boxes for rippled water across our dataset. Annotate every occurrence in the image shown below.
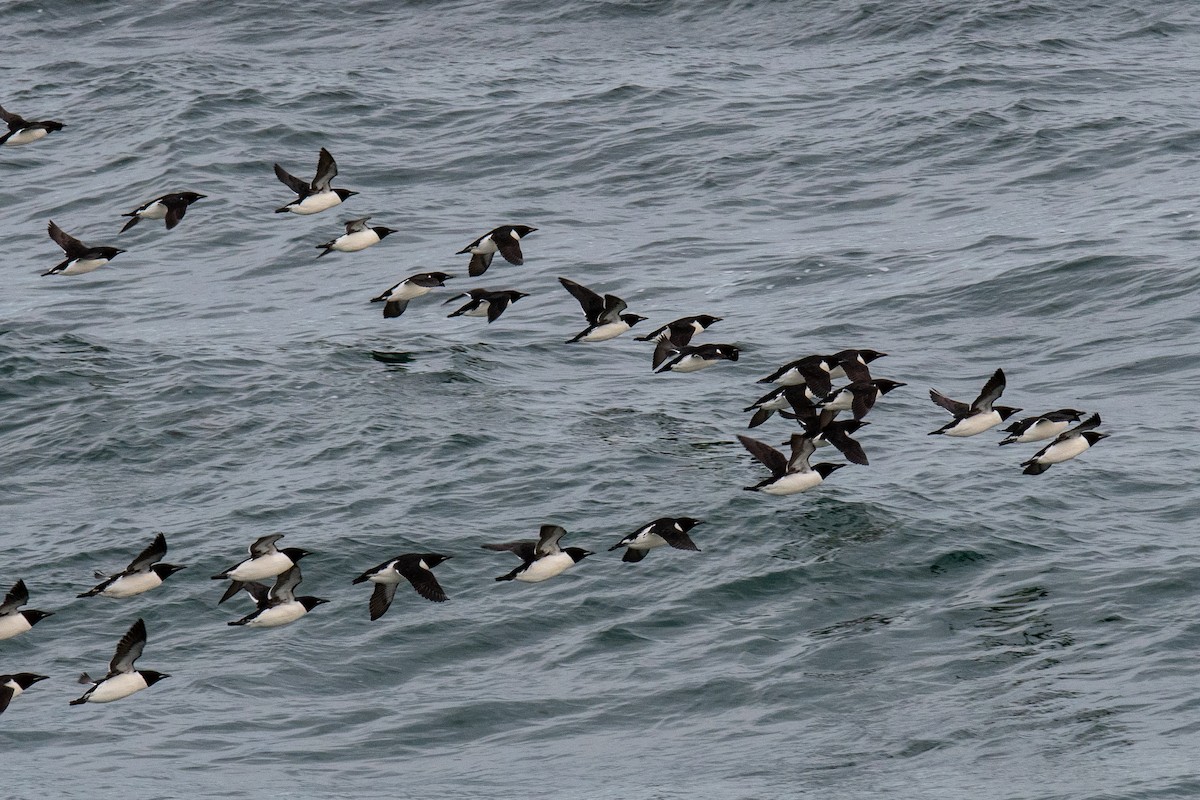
[3,1,1199,797]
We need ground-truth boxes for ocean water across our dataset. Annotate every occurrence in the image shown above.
[2,0,1199,797]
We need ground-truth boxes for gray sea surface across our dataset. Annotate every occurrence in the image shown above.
[2,1,1199,797]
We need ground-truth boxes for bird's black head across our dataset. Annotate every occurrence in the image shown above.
[374,226,396,239]
[1052,408,1086,421]
[153,563,186,579]
[179,192,206,204]
[429,272,454,284]
[622,314,648,327]
[814,463,845,479]
[565,548,593,563]
[300,596,330,612]
[423,554,453,568]
[695,315,722,328]
[858,349,887,363]
[511,225,537,238]
[716,345,740,362]
[23,610,53,625]
[11,673,49,689]
[874,379,906,394]
[97,247,126,259]
[839,419,870,434]
[141,670,170,687]
[335,189,358,201]
[43,121,64,133]
[1082,431,1110,445]
[996,406,1023,421]
[282,547,312,562]
[512,291,530,300]
[676,517,703,531]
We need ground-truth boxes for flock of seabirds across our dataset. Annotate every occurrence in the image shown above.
[0,105,1110,713]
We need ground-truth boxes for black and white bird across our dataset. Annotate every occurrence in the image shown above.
[78,532,185,599]
[316,217,395,257]
[0,673,48,715]
[0,104,63,146]
[1021,414,1108,475]
[826,349,887,381]
[786,419,871,466]
[351,553,452,620]
[274,147,357,215]
[370,272,454,318]
[482,524,593,583]
[744,385,818,428]
[653,339,740,373]
[559,277,646,342]
[119,192,206,233]
[815,379,907,421]
[737,433,845,495]
[444,288,529,323]
[227,566,328,628]
[211,533,311,605]
[0,580,52,641]
[757,355,838,396]
[456,225,537,276]
[999,409,1086,446]
[609,517,702,563]
[929,368,1021,437]
[43,220,125,276]
[635,315,723,347]
[70,618,168,705]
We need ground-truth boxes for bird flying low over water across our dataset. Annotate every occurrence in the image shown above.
[120,192,206,233]
[371,271,454,318]
[737,434,845,495]
[482,524,593,582]
[316,217,395,257]
[352,554,452,620]
[928,368,1021,437]
[999,409,1086,445]
[43,221,125,276]
[0,104,63,146]
[211,533,311,605]
[71,618,168,705]
[78,532,184,599]
[274,147,356,215]
[444,288,529,323]
[558,277,646,342]
[456,225,537,277]
[635,315,722,347]
[0,580,52,641]
[653,339,740,373]
[609,517,702,563]
[227,565,328,628]
[0,673,48,715]
[1021,414,1108,475]
[785,419,871,466]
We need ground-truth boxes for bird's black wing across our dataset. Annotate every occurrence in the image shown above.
[929,388,971,417]
[127,532,168,573]
[494,230,525,265]
[249,533,284,558]
[369,582,398,620]
[558,278,606,324]
[971,368,1006,413]
[312,147,338,192]
[109,618,147,675]
[47,220,88,258]
[273,163,309,195]
[737,435,788,477]
[0,580,28,615]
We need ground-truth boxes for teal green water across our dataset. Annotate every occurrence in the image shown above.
[2,1,1198,797]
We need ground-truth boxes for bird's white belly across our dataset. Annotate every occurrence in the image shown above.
[60,258,109,275]
[1039,437,1091,465]
[101,572,163,598]
[946,411,1001,437]
[139,201,168,220]
[0,615,33,640]
[5,128,48,146]
[582,321,630,342]
[670,356,715,373]
[1020,420,1069,442]
[627,533,667,551]
[248,602,307,627]
[293,191,342,215]
[516,553,574,582]
[228,553,291,581]
[88,672,149,703]
[762,471,823,495]
[334,229,381,252]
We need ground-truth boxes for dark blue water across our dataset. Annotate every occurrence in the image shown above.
[2,1,1198,797]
